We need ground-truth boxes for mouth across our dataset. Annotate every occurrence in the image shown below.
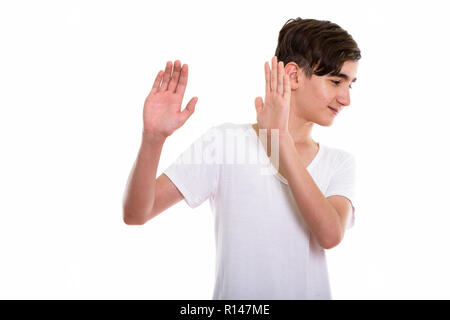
[328,106,338,115]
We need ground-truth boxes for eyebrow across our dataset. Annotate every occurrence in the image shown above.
[334,73,357,82]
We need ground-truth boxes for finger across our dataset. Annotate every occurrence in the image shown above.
[271,56,277,94]
[254,96,263,113]
[284,72,291,99]
[175,64,188,96]
[161,61,173,91]
[179,96,197,126]
[151,70,164,93]
[168,60,182,93]
[264,61,270,93]
[277,61,284,94]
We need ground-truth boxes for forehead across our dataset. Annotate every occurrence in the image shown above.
[335,61,358,81]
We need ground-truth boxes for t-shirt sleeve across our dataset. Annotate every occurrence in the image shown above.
[162,126,220,209]
[325,154,356,229]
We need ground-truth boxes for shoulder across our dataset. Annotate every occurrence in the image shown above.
[206,122,253,137]
[195,122,236,139]
[213,122,249,131]
[198,122,250,146]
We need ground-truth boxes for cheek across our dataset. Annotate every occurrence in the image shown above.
[294,82,333,109]
[305,85,328,109]
[315,83,334,105]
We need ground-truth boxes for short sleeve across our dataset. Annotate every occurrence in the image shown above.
[325,154,356,229]
[162,126,221,209]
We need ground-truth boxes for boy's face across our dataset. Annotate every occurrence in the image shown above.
[286,60,358,126]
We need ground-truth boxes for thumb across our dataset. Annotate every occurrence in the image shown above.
[179,97,197,126]
[254,97,263,113]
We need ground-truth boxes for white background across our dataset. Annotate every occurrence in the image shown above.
[1,0,449,299]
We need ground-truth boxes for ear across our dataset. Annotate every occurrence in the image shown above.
[285,63,300,89]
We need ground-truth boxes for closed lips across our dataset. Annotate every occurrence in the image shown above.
[328,106,338,112]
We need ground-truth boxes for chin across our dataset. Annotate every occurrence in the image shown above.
[324,119,334,127]
[314,117,334,127]
[304,112,335,127]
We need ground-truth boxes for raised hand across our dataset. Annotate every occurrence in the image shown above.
[143,60,198,141]
[254,56,291,136]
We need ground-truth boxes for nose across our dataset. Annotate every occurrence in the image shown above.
[336,87,351,107]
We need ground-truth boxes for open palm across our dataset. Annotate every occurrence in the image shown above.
[254,56,291,136]
[143,60,198,140]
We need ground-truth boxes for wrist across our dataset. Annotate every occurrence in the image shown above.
[278,133,295,152]
[271,129,292,143]
[142,130,167,145]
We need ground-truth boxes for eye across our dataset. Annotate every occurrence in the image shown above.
[331,80,353,89]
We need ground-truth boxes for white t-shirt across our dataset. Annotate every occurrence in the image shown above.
[163,122,356,300]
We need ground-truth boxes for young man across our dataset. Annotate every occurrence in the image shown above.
[122,17,361,299]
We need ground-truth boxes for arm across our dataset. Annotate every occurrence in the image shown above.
[122,133,166,225]
[278,136,350,249]
[254,56,350,249]
[122,60,198,225]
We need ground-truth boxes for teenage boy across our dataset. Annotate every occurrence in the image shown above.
[123,17,361,299]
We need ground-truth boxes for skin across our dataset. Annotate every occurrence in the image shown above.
[143,60,198,141]
[253,56,358,162]
[124,58,358,248]
[253,56,359,248]
[122,60,197,224]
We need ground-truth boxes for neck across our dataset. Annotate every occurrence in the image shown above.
[287,112,316,147]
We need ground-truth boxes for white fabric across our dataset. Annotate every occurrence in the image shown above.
[163,122,356,300]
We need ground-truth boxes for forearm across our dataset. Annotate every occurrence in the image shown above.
[277,135,342,249]
[122,132,166,224]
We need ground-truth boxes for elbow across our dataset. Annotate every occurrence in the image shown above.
[320,232,343,250]
[122,206,150,226]
[319,219,345,249]
[123,215,146,225]
[321,239,340,250]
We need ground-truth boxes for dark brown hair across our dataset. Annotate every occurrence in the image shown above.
[275,18,361,79]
